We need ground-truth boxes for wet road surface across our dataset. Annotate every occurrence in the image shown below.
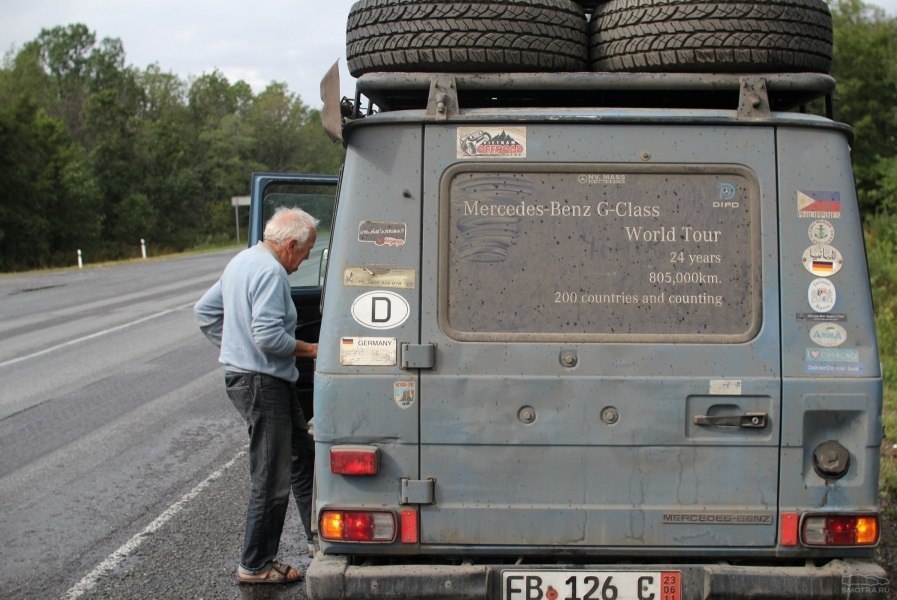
[0,251,312,599]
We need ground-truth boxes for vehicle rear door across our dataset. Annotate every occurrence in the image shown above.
[417,121,781,548]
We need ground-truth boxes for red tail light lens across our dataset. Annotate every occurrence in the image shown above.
[320,510,396,542]
[802,514,879,546]
[330,446,378,475]
[780,512,799,547]
[400,508,418,544]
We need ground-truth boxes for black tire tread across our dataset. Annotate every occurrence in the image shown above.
[589,0,833,73]
[347,0,588,76]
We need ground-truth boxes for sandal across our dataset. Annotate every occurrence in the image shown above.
[237,561,303,584]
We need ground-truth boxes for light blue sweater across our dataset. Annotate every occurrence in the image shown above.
[195,243,299,382]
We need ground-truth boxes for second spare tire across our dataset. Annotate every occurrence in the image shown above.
[347,0,588,77]
[589,0,833,74]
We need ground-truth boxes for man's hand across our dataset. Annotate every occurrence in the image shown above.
[295,340,318,359]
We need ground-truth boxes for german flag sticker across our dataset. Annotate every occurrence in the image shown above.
[802,245,843,277]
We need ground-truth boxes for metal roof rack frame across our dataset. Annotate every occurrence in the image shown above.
[352,72,836,120]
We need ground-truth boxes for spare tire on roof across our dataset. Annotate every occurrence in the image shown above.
[346,0,588,77]
[589,0,833,74]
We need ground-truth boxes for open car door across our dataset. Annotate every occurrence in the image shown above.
[249,172,339,418]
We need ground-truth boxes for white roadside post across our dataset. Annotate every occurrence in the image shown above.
[77,249,83,269]
[141,238,147,259]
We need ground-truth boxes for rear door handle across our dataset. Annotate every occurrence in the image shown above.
[693,411,768,429]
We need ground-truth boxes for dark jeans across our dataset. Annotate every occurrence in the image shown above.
[225,372,315,572]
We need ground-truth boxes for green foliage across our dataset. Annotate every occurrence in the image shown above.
[0,96,103,269]
[865,215,897,381]
[865,214,897,498]
[3,7,890,265]
[832,1,897,504]
[830,0,897,215]
[0,23,345,270]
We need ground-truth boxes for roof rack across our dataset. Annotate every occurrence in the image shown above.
[353,72,835,119]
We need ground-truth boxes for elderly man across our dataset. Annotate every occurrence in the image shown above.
[195,207,318,584]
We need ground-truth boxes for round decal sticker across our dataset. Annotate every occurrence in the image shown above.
[801,245,843,277]
[809,323,847,347]
[351,290,411,330]
[808,220,835,245]
[808,278,836,313]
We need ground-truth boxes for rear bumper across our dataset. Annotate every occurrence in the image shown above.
[306,554,889,599]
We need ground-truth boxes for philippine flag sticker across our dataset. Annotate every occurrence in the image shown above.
[797,191,841,219]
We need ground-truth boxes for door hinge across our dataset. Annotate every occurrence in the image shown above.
[400,343,436,370]
[401,478,435,505]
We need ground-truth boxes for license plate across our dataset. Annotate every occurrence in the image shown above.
[502,570,681,600]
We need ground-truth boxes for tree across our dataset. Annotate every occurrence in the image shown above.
[34,24,96,140]
[188,70,252,127]
[297,109,346,175]
[0,41,55,112]
[0,97,102,270]
[186,72,258,242]
[138,64,187,120]
[245,82,308,172]
[0,21,346,269]
[830,0,897,214]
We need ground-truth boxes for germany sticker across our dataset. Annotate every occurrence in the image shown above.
[339,337,397,366]
[801,245,843,277]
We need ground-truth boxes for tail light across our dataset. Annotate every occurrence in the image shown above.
[320,510,396,542]
[400,508,419,543]
[330,445,378,475]
[802,514,879,546]
[780,512,799,546]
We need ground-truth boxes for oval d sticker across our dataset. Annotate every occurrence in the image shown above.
[351,290,410,330]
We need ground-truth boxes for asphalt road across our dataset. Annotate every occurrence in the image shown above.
[0,250,312,600]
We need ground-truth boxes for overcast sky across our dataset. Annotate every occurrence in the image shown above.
[2,0,896,109]
[1,0,359,108]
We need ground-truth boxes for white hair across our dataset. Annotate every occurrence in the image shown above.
[264,207,319,245]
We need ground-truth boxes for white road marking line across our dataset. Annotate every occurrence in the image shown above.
[62,448,248,600]
[0,301,196,369]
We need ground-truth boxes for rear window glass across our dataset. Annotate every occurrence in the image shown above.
[441,164,761,342]
[262,184,336,288]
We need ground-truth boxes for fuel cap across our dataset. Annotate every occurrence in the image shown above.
[813,440,850,479]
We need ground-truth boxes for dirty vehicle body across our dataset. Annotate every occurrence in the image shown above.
[251,70,886,599]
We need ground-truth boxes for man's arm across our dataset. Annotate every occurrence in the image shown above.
[194,280,224,347]
[250,272,300,357]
